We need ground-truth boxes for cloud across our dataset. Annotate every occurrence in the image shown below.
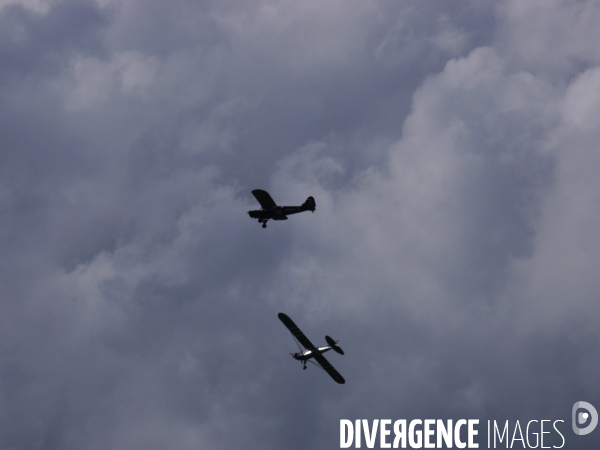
[65,51,160,110]
[0,0,48,14]
[1,1,600,449]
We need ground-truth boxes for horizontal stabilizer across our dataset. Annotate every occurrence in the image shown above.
[326,335,344,355]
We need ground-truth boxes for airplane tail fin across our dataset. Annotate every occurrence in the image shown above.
[326,335,344,355]
[302,196,316,212]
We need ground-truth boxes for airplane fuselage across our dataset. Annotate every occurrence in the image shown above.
[293,345,333,361]
[249,191,315,228]
[248,205,310,221]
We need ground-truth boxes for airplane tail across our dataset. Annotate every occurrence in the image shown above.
[325,335,344,355]
[302,196,316,212]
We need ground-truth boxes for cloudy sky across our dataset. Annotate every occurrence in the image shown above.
[1,0,600,448]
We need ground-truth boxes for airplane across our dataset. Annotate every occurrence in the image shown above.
[248,189,315,228]
[278,312,345,384]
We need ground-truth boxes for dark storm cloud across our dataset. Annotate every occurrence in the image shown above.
[1,0,600,449]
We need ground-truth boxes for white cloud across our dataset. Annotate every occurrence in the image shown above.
[509,66,600,334]
[500,0,600,76]
[429,17,469,54]
[213,0,378,77]
[562,66,600,130]
[65,52,160,110]
[0,0,49,14]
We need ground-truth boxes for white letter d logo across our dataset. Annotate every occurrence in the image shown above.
[572,401,598,436]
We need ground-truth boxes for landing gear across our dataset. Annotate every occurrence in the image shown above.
[302,361,307,370]
[262,222,267,228]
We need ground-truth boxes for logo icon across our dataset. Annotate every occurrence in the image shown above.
[572,401,598,435]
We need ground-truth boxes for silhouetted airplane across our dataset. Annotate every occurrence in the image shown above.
[278,312,345,384]
[248,189,315,228]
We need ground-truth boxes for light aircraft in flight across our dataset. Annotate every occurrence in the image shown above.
[248,189,315,228]
[278,312,345,384]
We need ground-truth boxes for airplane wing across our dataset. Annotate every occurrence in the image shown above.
[252,189,277,210]
[278,312,346,384]
[278,313,316,351]
[313,352,346,384]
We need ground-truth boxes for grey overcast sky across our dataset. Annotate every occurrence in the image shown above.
[1,0,600,449]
